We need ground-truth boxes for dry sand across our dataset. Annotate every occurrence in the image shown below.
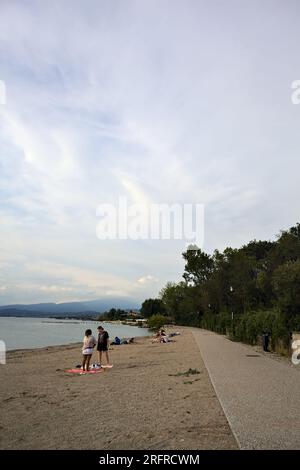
[0,327,237,450]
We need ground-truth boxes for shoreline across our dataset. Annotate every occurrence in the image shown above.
[6,342,83,355]
[0,326,237,450]
[6,335,151,355]
[1,316,149,352]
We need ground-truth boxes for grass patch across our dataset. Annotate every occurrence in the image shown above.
[169,368,200,377]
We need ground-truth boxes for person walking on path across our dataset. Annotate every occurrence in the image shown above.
[97,325,110,366]
[81,329,96,374]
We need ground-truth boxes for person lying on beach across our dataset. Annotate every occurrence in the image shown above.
[161,334,172,343]
[97,325,110,366]
[110,336,121,345]
[120,337,135,344]
[81,329,97,374]
[151,330,175,343]
[110,337,135,345]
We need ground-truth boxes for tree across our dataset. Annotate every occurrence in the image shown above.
[270,230,300,266]
[100,308,127,321]
[147,314,166,331]
[289,223,300,238]
[182,248,214,285]
[159,282,183,321]
[142,221,300,349]
[241,240,274,261]
[160,282,203,326]
[272,260,300,320]
[141,298,166,318]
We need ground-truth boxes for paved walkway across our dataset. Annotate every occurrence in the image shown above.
[192,328,300,449]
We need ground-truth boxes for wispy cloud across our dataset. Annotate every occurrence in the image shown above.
[137,275,159,285]
[0,0,299,304]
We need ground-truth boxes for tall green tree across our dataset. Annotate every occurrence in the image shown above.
[182,248,214,286]
[272,260,300,321]
[143,221,300,345]
[141,298,166,318]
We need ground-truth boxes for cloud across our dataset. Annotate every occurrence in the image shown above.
[0,0,300,304]
[137,275,159,285]
[39,285,74,293]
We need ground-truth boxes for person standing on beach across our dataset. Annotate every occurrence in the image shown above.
[97,325,110,366]
[81,329,96,374]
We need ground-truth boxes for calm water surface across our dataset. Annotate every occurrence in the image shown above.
[0,317,149,350]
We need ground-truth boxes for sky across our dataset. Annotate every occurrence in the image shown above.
[0,0,300,305]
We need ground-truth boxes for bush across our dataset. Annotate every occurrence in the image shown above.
[200,311,232,335]
[147,314,166,331]
[200,309,291,353]
[229,309,289,346]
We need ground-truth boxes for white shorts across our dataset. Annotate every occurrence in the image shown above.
[82,348,93,355]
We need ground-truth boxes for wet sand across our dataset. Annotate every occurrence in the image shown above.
[0,327,237,450]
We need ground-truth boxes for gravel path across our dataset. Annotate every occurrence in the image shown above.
[192,328,300,449]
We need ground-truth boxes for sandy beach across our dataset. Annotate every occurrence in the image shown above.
[0,327,237,450]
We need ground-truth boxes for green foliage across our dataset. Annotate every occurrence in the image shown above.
[182,249,214,285]
[141,298,166,318]
[201,310,290,349]
[100,308,127,321]
[233,310,288,345]
[147,314,167,330]
[143,222,300,349]
[159,282,202,327]
[272,260,300,319]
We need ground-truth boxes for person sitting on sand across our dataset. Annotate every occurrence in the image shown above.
[81,329,96,374]
[151,330,163,343]
[97,325,110,366]
[151,329,173,344]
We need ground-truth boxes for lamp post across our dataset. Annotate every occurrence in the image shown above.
[230,286,234,336]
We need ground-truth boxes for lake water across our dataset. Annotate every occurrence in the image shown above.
[0,317,149,351]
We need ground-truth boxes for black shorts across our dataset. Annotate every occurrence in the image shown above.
[97,344,108,352]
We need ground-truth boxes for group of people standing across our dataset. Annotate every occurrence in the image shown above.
[81,325,109,373]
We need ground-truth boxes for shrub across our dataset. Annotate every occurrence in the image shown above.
[147,314,166,331]
[200,309,291,353]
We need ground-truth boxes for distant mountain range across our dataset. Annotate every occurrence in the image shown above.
[0,298,140,318]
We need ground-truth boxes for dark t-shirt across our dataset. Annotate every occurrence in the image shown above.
[98,331,109,347]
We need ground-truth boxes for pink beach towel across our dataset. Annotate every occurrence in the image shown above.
[65,368,104,374]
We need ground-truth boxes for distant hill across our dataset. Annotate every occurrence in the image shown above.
[0,298,140,317]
